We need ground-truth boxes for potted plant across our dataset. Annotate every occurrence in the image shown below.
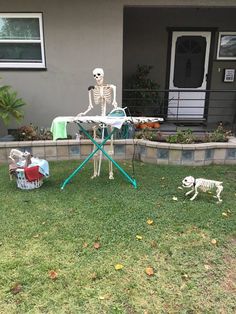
[124,64,161,117]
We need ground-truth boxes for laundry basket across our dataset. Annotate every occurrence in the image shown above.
[16,168,44,190]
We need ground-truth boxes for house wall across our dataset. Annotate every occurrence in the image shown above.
[1,0,236,134]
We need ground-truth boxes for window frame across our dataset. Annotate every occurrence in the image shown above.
[0,12,46,69]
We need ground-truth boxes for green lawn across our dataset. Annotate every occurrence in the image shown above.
[0,161,235,314]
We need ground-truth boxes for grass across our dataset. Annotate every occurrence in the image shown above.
[0,160,235,314]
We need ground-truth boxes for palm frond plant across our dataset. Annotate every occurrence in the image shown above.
[0,81,26,125]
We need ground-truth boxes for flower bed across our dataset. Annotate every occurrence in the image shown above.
[0,137,236,166]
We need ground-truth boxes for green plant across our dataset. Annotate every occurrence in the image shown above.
[0,80,26,125]
[204,123,232,143]
[135,129,164,141]
[166,129,196,144]
[125,64,161,116]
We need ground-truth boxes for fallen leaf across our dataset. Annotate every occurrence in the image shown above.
[99,294,110,300]
[91,272,97,281]
[93,242,101,249]
[222,212,228,217]
[33,234,39,238]
[172,196,178,201]
[10,282,22,295]
[150,240,158,248]
[204,264,211,270]
[145,267,154,276]
[211,239,217,245]
[136,235,143,240]
[147,219,154,225]
[115,264,124,270]
[49,270,58,280]
[161,177,165,180]
[83,242,88,248]
[178,186,183,190]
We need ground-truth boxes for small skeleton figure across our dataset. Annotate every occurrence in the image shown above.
[182,176,223,202]
[76,68,118,179]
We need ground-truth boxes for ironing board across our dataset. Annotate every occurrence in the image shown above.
[51,114,163,190]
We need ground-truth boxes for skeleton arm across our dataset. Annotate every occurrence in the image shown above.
[76,86,94,117]
[110,84,118,108]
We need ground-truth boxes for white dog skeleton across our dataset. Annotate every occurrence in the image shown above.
[182,176,223,202]
[76,68,117,179]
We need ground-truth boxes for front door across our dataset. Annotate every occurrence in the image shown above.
[168,31,211,120]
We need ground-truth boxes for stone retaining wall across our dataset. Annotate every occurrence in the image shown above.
[1,138,236,165]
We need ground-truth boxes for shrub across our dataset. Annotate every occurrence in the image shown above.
[14,124,52,141]
[166,129,196,144]
[135,129,164,142]
[203,123,232,142]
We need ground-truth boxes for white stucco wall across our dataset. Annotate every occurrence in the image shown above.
[1,0,236,131]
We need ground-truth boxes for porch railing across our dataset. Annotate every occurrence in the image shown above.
[122,89,236,132]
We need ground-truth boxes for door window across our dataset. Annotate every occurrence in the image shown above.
[173,36,206,88]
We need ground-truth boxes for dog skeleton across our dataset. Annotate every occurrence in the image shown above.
[182,176,223,202]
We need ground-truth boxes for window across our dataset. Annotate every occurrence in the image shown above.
[0,13,46,68]
[217,32,236,60]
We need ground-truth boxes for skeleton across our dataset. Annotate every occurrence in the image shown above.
[76,68,117,179]
[182,176,223,202]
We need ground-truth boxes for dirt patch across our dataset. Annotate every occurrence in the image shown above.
[222,237,236,294]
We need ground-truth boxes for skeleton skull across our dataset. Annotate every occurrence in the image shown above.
[93,68,104,85]
[182,176,195,188]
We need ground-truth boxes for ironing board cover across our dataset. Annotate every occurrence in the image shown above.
[51,115,163,140]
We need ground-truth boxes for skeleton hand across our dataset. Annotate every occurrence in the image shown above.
[76,112,85,117]
[112,100,118,108]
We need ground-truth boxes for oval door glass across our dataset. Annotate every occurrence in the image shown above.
[173,36,206,88]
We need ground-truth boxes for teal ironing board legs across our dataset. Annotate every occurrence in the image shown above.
[61,123,137,190]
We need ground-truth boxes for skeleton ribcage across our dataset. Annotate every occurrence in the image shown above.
[93,85,112,105]
[199,179,216,192]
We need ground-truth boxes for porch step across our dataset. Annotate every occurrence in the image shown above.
[159,122,207,133]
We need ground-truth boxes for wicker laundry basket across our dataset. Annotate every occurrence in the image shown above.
[16,168,43,190]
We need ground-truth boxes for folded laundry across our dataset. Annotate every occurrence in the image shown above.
[50,116,75,140]
[24,165,44,182]
[29,158,50,177]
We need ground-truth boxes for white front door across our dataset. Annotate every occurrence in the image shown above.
[168,31,211,120]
